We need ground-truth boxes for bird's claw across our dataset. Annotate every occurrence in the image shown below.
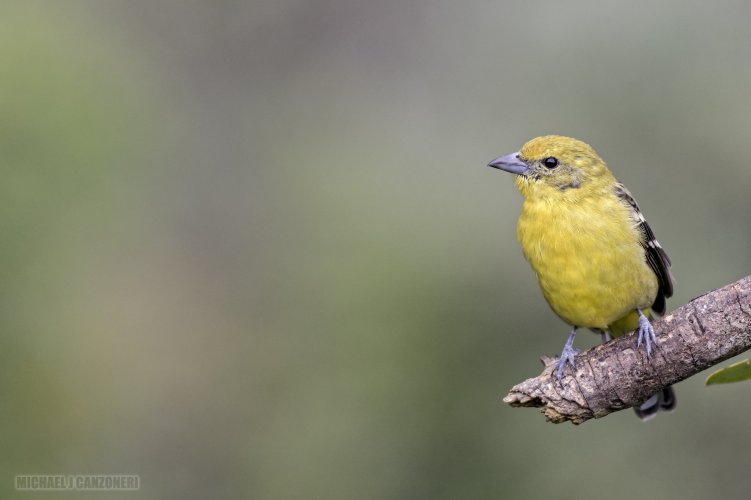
[636,314,657,356]
[554,345,581,380]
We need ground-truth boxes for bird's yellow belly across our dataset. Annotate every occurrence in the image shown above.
[518,201,657,330]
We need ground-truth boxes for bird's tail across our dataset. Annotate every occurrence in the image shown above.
[633,386,676,421]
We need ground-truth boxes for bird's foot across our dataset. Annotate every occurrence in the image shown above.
[554,344,581,380]
[636,310,657,356]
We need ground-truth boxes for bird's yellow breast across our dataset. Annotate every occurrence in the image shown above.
[517,191,658,330]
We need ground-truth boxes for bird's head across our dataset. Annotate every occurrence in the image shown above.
[488,135,613,198]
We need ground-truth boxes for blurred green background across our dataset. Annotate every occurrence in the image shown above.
[3,1,750,499]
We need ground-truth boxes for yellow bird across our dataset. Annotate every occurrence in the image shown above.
[489,135,675,420]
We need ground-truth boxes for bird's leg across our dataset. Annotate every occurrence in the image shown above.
[554,326,580,380]
[592,328,612,343]
[636,309,657,356]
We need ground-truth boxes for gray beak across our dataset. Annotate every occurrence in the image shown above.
[488,152,529,176]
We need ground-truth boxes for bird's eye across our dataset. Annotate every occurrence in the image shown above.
[543,157,559,169]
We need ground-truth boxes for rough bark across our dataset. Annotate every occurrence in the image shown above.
[503,275,751,424]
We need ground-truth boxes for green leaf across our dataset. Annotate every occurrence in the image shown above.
[706,358,751,385]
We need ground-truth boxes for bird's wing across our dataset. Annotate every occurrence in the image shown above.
[613,182,673,314]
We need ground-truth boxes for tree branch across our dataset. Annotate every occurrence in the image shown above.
[503,275,751,424]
